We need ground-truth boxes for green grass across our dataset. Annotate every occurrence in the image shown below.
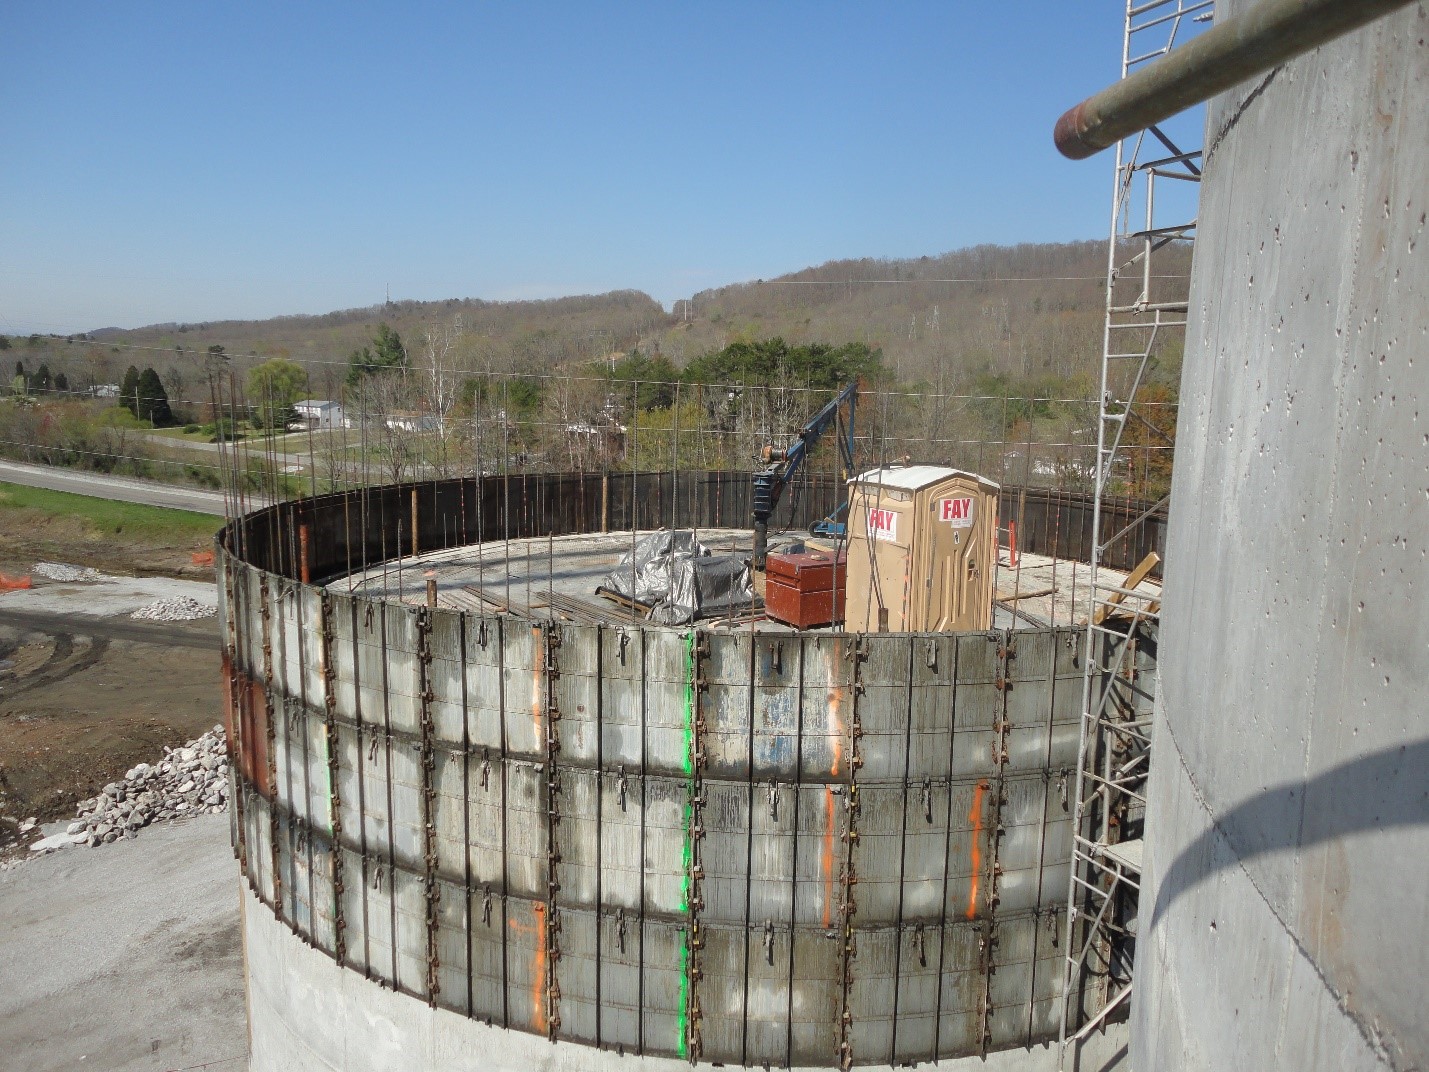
[0,481,219,541]
[147,426,214,442]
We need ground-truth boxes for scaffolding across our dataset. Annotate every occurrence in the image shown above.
[1059,1,1210,1063]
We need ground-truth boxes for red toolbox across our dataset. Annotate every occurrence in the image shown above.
[764,549,848,628]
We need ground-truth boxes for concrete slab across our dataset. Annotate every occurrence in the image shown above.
[0,814,246,1072]
[0,570,217,619]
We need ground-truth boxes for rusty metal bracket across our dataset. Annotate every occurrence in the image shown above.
[319,590,347,965]
[416,607,442,1007]
[258,576,282,915]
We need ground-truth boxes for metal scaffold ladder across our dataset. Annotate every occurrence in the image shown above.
[1059,1,1209,1065]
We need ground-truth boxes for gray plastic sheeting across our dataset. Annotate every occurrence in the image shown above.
[601,529,753,624]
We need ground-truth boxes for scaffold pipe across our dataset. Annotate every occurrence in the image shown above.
[1053,0,1418,160]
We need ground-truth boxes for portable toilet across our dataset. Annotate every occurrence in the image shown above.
[844,465,999,632]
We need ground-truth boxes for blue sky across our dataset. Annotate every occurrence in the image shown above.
[4,3,1151,333]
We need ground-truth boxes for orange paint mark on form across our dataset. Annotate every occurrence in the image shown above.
[509,903,548,1033]
[822,785,836,928]
[966,779,989,920]
[827,684,843,777]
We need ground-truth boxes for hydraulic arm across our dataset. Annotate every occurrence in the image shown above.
[751,381,857,569]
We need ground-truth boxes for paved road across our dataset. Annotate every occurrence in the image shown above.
[0,458,232,516]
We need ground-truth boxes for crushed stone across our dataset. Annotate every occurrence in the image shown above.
[130,596,217,621]
[26,726,230,857]
[32,562,101,583]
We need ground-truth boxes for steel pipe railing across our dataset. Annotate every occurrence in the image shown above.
[1054,0,1418,160]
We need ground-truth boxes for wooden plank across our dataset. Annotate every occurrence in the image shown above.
[994,584,1057,601]
[1093,551,1161,625]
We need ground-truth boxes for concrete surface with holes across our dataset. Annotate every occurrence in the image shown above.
[0,814,246,1072]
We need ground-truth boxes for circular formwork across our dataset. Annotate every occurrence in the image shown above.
[218,473,1115,1070]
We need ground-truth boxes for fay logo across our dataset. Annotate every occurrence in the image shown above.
[867,507,898,541]
[939,497,975,528]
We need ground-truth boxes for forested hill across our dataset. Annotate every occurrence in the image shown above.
[14,239,1188,399]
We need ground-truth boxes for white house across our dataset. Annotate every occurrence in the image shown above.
[292,400,346,430]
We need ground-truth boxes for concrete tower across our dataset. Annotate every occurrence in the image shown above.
[1134,4,1428,1069]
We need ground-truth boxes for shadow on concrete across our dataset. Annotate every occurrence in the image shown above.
[1147,738,1429,931]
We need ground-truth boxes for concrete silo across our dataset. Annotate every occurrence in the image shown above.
[1131,3,1428,1070]
[217,476,1137,1070]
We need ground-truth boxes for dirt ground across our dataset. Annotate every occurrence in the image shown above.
[0,507,218,581]
[0,609,223,852]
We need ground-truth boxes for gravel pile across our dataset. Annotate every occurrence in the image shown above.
[130,596,217,621]
[60,727,230,850]
[33,561,101,582]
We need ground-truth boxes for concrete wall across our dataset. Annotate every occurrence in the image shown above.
[243,885,1130,1072]
[1135,6,1428,1071]
[217,476,1117,1070]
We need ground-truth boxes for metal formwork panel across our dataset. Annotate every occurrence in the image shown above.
[501,623,543,760]
[555,905,599,1044]
[701,633,752,778]
[745,766,794,925]
[433,877,470,1015]
[855,635,914,783]
[353,604,390,746]
[949,633,1004,779]
[907,634,959,780]
[432,743,466,884]
[997,773,1054,914]
[598,624,645,771]
[699,780,751,922]
[987,912,1039,1050]
[339,844,368,975]
[943,777,989,921]
[327,591,359,724]
[463,615,504,751]
[502,762,547,898]
[296,586,325,712]
[890,922,945,1064]
[364,852,398,989]
[553,623,601,767]
[849,926,899,1062]
[597,768,642,912]
[641,774,688,916]
[791,783,842,929]
[270,581,299,699]
[596,907,642,1052]
[383,608,421,738]
[504,897,548,1037]
[246,787,271,908]
[901,775,954,921]
[393,864,427,998]
[639,920,686,1058]
[387,733,424,871]
[855,783,911,922]
[309,831,337,953]
[750,634,801,780]
[1004,630,1055,773]
[789,927,842,1065]
[741,919,792,1062]
[694,923,744,1063]
[1028,909,1065,1042]
[556,767,600,907]
[643,629,692,777]
[427,609,465,744]
[798,635,855,782]
[465,750,504,890]
[467,885,505,1024]
[934,917,987,1056]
